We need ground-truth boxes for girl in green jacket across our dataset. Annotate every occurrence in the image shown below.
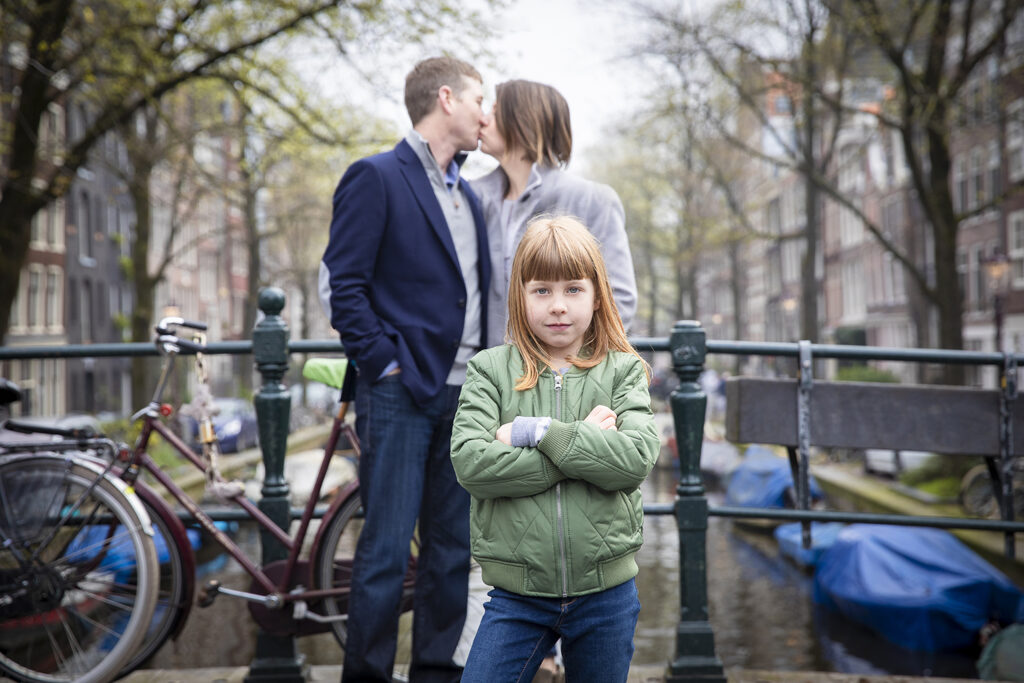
[451,215,660,682]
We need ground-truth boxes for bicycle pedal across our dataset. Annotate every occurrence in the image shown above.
[197,579,221,607]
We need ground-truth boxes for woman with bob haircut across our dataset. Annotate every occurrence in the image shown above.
[472,79,637,348]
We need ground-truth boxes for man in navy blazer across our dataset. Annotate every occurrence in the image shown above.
[322,56,489,682]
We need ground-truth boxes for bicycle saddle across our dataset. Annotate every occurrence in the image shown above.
[303,358,357,402]
[0,378,21,406]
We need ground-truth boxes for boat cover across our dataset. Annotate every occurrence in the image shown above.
[724,445,823,508]
[775,521,845,568]
[813,524,1024,652]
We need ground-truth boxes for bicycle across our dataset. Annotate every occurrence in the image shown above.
[102,318,416,677]
[0,383,160,683]
[960,459,1024,520]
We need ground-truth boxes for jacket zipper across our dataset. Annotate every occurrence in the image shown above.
[554,371,568,598]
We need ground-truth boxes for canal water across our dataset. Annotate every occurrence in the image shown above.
[144,445,987,678]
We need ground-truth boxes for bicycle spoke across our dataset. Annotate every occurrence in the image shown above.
[0,456,158,682]
[73,585,137,617]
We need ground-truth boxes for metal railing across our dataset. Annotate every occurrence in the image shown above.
[4,300,1024,682]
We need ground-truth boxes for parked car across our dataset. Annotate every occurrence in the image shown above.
[863,449,932,477]
[182,398,259,453]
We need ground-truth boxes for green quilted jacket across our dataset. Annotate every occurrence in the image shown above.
[451,344,659,598]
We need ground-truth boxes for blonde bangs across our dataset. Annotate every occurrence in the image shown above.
[517,223,597,285]
[506,215,649,390]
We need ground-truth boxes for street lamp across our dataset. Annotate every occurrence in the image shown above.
[710,312,723,337]
[984,252,1011,353]
[781,296,798,341]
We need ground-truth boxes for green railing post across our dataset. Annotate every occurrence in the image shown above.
[246,287,307,682]
[666,321,726,682]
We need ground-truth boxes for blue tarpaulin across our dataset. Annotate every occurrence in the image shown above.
[775,521,845,569]
[68,524,205,581]
[724,445,823,508]
[813,524,1024,652]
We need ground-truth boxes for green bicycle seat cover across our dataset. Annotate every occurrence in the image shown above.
[303,358,349,389]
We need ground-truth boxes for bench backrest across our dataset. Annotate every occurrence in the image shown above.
[724,377,1015,456]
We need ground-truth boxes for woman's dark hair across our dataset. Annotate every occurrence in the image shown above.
[495,80,572,168]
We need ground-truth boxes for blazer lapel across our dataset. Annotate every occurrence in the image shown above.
[396,140,460,270]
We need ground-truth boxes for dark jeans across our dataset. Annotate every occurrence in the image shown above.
[342,375,470,683]
[461,579,640,683]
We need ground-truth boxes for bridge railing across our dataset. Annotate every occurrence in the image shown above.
[4,296,1024,682]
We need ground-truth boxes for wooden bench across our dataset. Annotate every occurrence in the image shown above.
[723,374,1021,554]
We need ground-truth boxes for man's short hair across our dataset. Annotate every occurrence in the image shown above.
[405,56,482,125]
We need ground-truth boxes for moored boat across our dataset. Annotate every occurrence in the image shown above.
[813,524,1024,652]
[774,521,844,570]
[724,445,823,530]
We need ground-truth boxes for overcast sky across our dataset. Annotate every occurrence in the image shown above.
[292,0,693,176]
[296,0,654,176]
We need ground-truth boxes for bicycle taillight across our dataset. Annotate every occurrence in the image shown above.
[160,403,174,417]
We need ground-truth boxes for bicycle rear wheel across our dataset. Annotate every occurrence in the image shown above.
[0,455,159,683]
[313,493,417,682]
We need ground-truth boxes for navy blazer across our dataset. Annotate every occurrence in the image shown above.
[323,139,490,405]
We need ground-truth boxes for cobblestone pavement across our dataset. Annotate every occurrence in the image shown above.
[119,665,1005,683]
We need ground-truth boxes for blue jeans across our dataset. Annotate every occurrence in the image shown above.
[342,375,470,683]
[461,579,640,683]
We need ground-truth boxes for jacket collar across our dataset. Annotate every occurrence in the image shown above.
[395,139,460,270]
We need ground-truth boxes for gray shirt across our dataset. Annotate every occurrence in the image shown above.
[471,164,638,346]
[405,130,481,386]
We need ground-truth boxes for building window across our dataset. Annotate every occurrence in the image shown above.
[30,206,45,247]
[839,203,864,247]
[841,259,866,320]
[957,248,968,305]
[1011,210,1024,284]
[882,196,903,237]
[78,189,93,261]
[766,198,781,235]
[45,267,62,331]
[969,146,983,209]
[971,244,985,310]
[46,201,58,247]
[782,240,801,285]
[965,80,980,125]
[988,140,1001,204]
[9,272,24,332]
[122,219,132,258]
[27,267,42,330]
[81,280,93,343]
[199,253,216,303]
[984,57,998,122]
[1009,99,1024,183]
[953,155,967,212]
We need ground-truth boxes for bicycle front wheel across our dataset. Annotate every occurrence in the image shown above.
[313,492,417,682]
[0,455,159,683]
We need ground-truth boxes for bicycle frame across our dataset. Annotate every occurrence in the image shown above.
[123,376,362,608]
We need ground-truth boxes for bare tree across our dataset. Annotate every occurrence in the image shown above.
[631,0,856,343]
[0,0,496,344]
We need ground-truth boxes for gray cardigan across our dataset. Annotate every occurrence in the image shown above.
[471,164,638,346]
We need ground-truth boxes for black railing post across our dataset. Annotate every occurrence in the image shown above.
[666,321,725,682]
[246,287,307,682]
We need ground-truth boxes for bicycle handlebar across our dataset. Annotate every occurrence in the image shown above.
[153,318,208,356]
[156,317,207,335]
[157,334,206,354]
